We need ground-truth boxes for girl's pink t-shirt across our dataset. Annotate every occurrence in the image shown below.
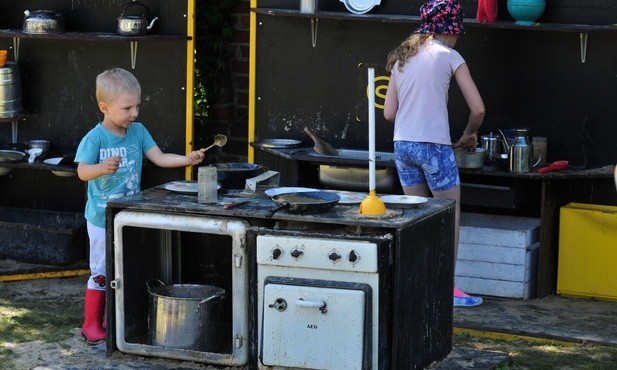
[390,39,465,145]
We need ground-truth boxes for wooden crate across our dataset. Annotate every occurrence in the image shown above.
[455,213,540,299]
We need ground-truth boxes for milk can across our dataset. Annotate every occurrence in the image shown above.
[505,128,541,173]
[0,62,24,119]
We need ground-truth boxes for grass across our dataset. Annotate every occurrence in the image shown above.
[454,332,617,369]
[1,279,616,369]
[0,287,82,367]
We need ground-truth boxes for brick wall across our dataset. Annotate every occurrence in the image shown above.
[208,0,250,160]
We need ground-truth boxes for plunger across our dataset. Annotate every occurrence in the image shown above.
[359,67,386,215]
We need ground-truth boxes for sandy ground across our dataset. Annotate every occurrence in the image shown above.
[1,276,223,370]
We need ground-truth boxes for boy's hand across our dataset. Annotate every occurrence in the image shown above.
[187,150,205,166]
[102,156,121,174]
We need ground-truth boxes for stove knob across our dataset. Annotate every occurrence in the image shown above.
[290,249,303,259]
[328,251,341,262]
[349,250,358,263]
[272,248,283,260]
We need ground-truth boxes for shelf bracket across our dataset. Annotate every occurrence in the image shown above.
[580,32,588,63]
[13,37,20,62]
[310,18,318,48]
[130,41,138,69]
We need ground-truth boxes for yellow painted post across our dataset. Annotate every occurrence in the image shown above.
[185,0,196,179]
[248,0,258,163]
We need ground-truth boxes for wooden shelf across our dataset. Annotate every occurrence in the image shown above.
[0,29,190,41]
[252,8,617,34]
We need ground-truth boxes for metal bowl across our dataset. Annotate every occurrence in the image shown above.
[29,140,50,154]
[455,148,487,169]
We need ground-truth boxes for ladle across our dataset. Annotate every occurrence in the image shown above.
[200,134,227,152]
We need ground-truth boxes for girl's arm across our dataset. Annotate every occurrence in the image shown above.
[453,63,485,149]
[383,74,399,122]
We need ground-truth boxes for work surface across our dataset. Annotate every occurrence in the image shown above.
[107,184,454,230]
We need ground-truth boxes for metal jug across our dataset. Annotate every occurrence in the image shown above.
[480,133,502,163]
[502,128,541,173]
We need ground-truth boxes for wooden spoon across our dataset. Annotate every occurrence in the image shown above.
[303,127,338,156]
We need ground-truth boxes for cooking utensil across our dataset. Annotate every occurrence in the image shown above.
[223,200,250,209]
[480,133,502,162]
[26,148,42,163]
[360,68,386,215]
[266,191,340,217]
[200,134,228,152]
[29,139,50,154]
[507,129,542,173]
[252,139,302,149]
[304,127,338,156]
[0,62,24,119]
[238,170,280,196]
[0,149,25,162]
[455,147,487,169]
[215,162,264,189]
[117,1,159,36]
[537,160,568,174]
[23,10,65,34]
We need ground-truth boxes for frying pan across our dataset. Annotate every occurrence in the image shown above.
[266,191,340,217]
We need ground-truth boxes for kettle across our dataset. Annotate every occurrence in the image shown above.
[23,10,65,34]
[117,1,159,36]
[500,128,541,173]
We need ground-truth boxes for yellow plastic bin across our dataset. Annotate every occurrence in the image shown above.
[557,203,617,302]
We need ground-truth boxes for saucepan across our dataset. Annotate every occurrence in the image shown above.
[266,191,340,217]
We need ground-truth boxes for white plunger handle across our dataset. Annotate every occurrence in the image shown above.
[368,67,376,192]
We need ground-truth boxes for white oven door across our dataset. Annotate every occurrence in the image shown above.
[261,279,371,369]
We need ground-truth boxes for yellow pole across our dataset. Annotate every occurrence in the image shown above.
[248,0,258,163]
[185,0,196,179]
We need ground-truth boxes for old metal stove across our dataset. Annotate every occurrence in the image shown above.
[105,185,456,369]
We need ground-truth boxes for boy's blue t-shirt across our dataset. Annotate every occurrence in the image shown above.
[75,122,157,228]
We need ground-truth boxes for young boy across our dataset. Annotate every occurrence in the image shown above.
[75,68,205,343]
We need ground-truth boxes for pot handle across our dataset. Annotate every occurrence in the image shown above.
[121,1,149,17]
[200,291,226,304]
[532,148,542,168]
[146,278,165,292]
[265,202,290,218]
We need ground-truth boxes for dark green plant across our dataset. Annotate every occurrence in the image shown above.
[194,0,237,118]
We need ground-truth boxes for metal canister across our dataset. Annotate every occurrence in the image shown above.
[0,62,24,119]
[480,133,502,163]
[509,128,541,172]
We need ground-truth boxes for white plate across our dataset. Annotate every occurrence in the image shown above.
[379,195,428,205]
[264,187,318,197]
[164,181,199,194]
[43,157,63,165]
[327,190,367,204]
[164,181,221,193]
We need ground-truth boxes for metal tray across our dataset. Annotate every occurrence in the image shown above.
[253,139,302,149]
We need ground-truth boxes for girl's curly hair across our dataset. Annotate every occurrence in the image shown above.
[386,34,433,72]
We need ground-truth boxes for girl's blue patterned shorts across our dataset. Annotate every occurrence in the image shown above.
[394,141,460,192]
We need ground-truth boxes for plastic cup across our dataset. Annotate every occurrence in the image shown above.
[0,50,7,67]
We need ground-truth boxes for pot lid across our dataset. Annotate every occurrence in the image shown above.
[340,0,381,14]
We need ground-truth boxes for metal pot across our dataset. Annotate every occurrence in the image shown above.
[23,10,65,34]
[117,1,159,36]
[146,279,225,352]
[215,163,265,189]
[267,191,340,217]
[454,147,486,169]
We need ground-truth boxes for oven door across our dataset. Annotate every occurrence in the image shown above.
[260,277,372,369]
